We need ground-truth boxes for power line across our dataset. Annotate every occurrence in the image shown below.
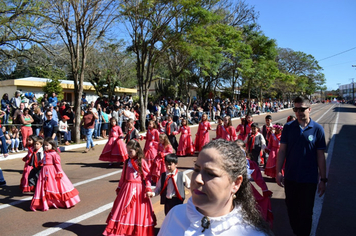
[318,47,356,62]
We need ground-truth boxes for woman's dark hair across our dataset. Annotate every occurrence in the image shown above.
[23,108,30,114]
[202,139,272,235]
[44,137,59,153]
[126,140,144,175]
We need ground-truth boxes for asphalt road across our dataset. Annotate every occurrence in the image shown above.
[0,103,354,236]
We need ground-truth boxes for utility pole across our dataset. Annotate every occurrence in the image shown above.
[352,65,356,102]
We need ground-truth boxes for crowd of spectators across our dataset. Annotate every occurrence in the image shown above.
[0,89,292,154]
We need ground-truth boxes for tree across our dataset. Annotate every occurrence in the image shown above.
[86,39,136,98]
[121,0,218,131]
[43,77,63,101]
[46,0,119,143]
[0,0,48,58]
[240,26,278,104]
[276,48,325,96]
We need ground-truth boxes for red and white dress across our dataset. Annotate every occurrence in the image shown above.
[30,150,80,211]
[194,121,211,152]
[20,147,34,192]
[221,125,237,142]
[175,125,195,156]
[236,124,245,140]
[214,124,223,140]
[247,159,273,228]
[103,158,156,236]
[264,133,281,178]
[143,128,159,168]
[99,126,128,163]
[151,143,173,183]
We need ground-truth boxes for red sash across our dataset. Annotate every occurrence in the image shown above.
[159,169,183,201]
[248,132,259,152]
[166,121,172,135]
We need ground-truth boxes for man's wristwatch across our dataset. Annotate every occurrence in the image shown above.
[320,178,328,183]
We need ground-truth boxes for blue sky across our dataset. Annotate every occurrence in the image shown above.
[248,0,356,90]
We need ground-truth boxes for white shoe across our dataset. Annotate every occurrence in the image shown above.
[16,150,20,153]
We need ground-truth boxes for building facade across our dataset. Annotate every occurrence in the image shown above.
[0,77,137,105]
[339,82,356,100]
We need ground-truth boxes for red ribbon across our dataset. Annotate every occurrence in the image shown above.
[159,169,183,201]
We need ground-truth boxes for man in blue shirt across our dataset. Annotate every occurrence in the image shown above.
[41,110,58,140]
[277,97,327,236]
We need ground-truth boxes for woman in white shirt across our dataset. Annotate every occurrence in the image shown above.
[159,139,272,236]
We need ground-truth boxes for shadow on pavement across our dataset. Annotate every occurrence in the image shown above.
[333,106,356,113]
[270,198,294,236]
[42,222,105,236]
[316,125,356,236]
[65,162,121,169]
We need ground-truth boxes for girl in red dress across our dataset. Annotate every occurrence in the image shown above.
[20,135,36,192]
[30,138,80,211]
[103,140,156,236]
[175,118,195,156]
[99,117,128,167]
[236,118,246,140]
[221,116,237,141]
[194,113,211,152]
[143,120,159,169]
[151,133,173,183]
[213,116,223,140]
[264,123,283,178]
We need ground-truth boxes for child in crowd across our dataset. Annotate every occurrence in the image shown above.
[262,115,273,168]
[165,115,178,152]
[20,135,36,192]
[264,123,283,178]
[151,133,173,183]
[30,138,80,211]
[221,116,237,141]
[245,123,266,165]
[59,115,71,145]
[175,118,195,156]
[103,140,156,236]
[214,116,223,140]
[194,113,211,152]
[236,118,246,141]
[27,137,44,189]
[149,153,190,215]
[236,139,273,228]
[99,117,128,167]
[9,125,20,152]
[124,118,141,143]
[286,115,296,123]
[156,118,165,134]
[143,120,160,169]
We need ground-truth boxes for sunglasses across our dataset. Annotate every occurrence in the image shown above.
[293,107,309,112]
[47,114,53,116]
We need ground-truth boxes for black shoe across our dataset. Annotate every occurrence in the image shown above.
[0,181,6,186]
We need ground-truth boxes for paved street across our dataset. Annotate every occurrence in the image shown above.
[0,103,354,236]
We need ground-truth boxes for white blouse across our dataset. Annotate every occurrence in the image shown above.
[158,197,266,236]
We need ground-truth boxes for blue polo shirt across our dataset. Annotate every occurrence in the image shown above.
[280,118,326,184]
[43,119,58,138]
